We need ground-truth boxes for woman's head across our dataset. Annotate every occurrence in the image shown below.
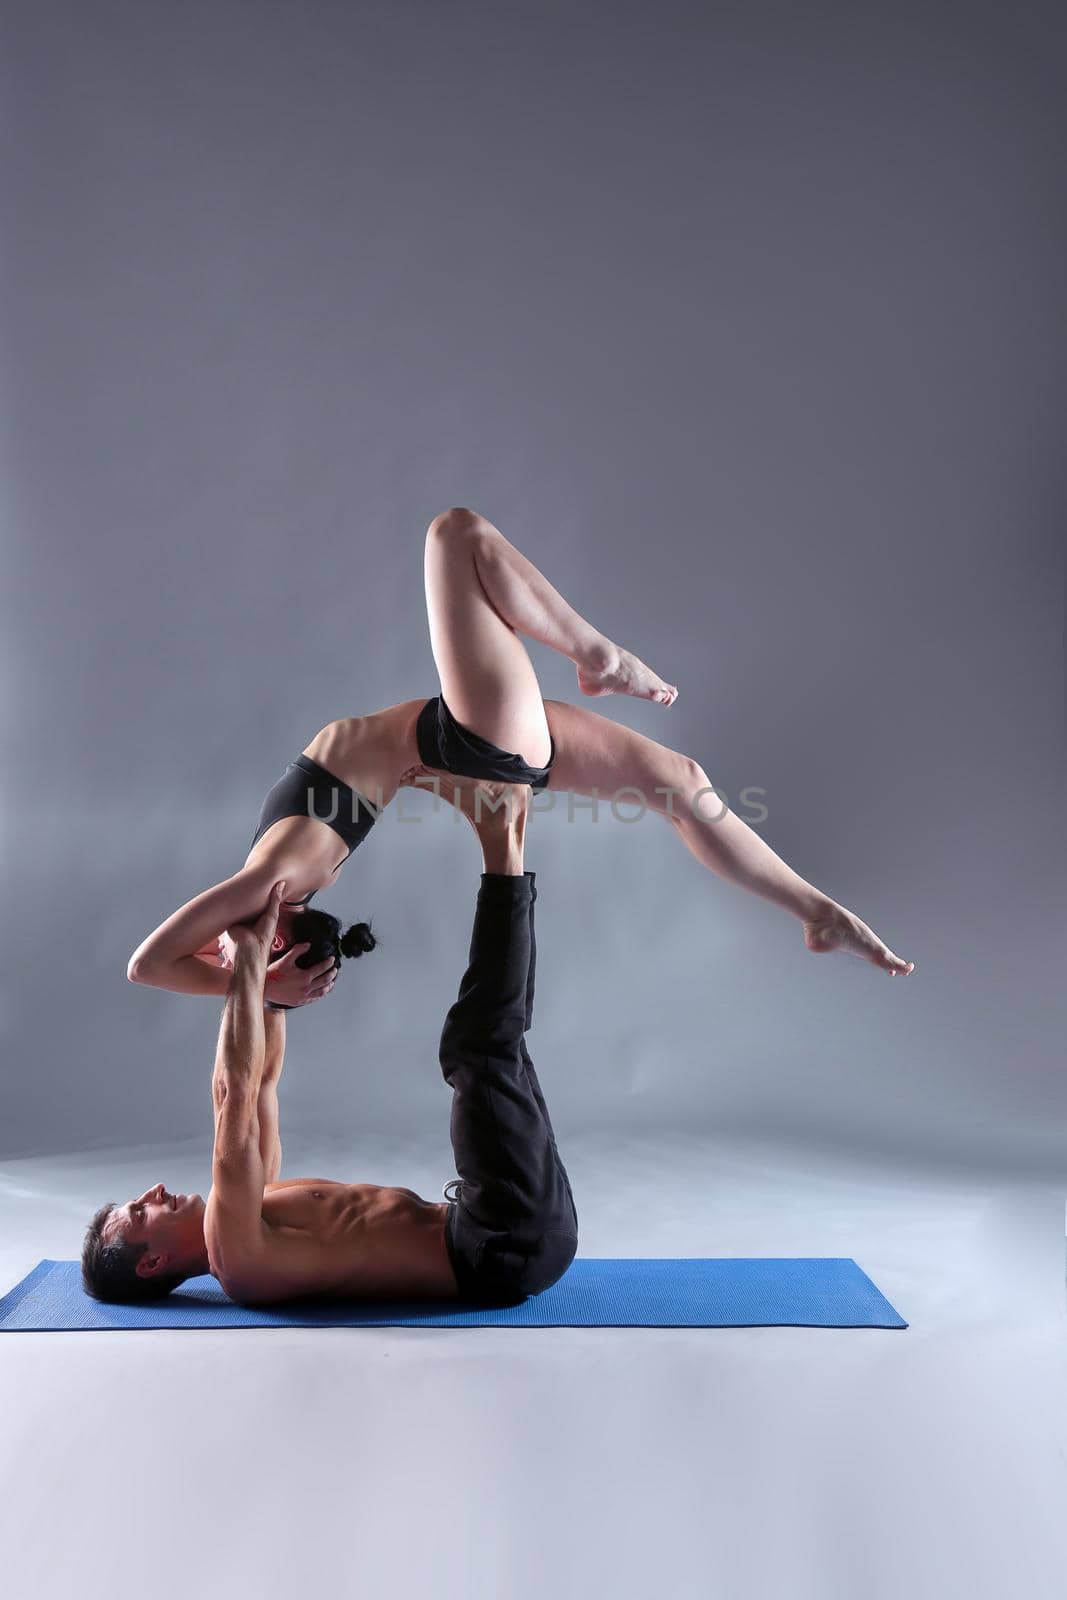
[265,906,377,1009]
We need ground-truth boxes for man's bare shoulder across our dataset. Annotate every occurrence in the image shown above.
[203,1178,351,1303]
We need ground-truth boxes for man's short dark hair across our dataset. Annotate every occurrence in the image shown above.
[81,1202,188,1303]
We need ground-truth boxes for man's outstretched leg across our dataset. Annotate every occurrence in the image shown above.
[439,785,578,1303]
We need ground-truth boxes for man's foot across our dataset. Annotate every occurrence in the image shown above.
[422,770,528,834]
[803,903,914,976]
[467,778,529,839]
[463,780,529,875]
[577,641,678,707]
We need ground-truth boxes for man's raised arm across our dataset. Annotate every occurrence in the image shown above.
[207,882,288,1280]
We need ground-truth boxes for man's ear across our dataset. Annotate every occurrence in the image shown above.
[135,1253,167,1279]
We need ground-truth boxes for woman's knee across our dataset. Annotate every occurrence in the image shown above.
[426,506,487,550]
[652,753,711,818]
[675,757,733,826]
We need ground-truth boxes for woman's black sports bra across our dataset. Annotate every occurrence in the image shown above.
[250,754,380,907]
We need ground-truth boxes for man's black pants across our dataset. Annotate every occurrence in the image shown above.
[441,871,578,1303]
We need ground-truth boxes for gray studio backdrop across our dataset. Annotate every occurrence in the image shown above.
[1,0,1062,1172]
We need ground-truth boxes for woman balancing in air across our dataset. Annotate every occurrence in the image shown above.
[128,507,913,1003]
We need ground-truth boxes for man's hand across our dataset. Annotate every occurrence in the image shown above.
[225,880,339,1008]
[226,880,288,970]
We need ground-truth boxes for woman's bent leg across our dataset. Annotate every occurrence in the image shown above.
[424,509,551,766]
[543,699,913,975]
[423,508,678,765]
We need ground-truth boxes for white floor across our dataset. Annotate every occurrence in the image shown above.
[1,1130,1065,1600]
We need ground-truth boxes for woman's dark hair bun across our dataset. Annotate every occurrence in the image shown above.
[339,921,377,959]
[280,908,378,974]
[264,907,378,1011]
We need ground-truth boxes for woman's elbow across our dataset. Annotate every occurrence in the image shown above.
[127,953,154,984]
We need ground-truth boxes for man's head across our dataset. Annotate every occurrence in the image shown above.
[81,1184,208,1303]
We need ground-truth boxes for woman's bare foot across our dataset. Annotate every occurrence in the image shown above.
[804,903,914,977]
[577,641,678,707]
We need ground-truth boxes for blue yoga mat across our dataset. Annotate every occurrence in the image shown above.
[0,1257,906,1330]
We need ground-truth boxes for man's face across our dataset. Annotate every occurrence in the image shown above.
[105,1184,206,1279]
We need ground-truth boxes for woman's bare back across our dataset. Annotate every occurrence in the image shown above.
[300,699,426,805]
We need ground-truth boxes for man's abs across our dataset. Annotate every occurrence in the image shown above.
[214,1179,460,1305]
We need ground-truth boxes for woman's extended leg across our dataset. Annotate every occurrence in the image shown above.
[423,506,677,767]
[543,699,914,975]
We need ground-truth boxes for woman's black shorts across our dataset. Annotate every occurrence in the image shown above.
[416,695,555,792]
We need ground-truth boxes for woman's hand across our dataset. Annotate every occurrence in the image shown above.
[263,945,339,1008]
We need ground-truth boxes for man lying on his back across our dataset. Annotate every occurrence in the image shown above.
[81,781,578,1308]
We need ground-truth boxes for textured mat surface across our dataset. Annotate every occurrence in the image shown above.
[0,1257,906,1330]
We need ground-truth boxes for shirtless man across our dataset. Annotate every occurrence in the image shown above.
[81,783,578,1308]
